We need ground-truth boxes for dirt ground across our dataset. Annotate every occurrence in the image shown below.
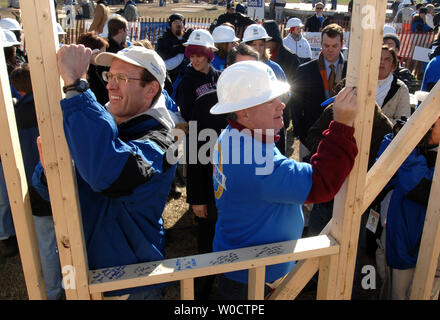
[0,2,380,301]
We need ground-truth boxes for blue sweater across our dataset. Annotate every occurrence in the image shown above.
[212,125,313,283]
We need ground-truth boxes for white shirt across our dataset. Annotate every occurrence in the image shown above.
[283,34,312,59]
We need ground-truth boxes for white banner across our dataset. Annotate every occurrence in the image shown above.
[247,0,264,21]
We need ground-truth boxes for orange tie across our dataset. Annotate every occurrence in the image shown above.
[328,64,336,96]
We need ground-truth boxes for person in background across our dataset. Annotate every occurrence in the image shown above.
[88,0,110,34]
[226,42,260,66]
[106,15,128,53]
[421,45,440,91]
[156,14,193,87]
[242,23,290,155]
[383,33,413,88]
[283,17,312,64]
[411,7,433,33]
[273,0,286,23]
[376,46,411,124]
[305,3,330,32]
[211,24,239,71]
[174,29,224,300]
[377,117,440,300]
[116,0,139,22]
[76,31,109,105]
[292,23,347,160]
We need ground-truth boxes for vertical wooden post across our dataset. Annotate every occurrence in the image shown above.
[329,0,387,299]
[21,0,91,300]
[410,149,440,300]
[248,266,265,300]
[180,278,195,300]
[0,50,47,300]
[317,255,338,300]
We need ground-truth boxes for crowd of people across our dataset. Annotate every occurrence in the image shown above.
[0,0,439,301]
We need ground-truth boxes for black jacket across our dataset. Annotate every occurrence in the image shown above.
[291,58,347,143]
[263,20,300,85]
[305,14,330,32]
[174,65,226,207]
[156,28,192,82]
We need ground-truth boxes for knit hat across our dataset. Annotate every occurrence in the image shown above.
[383,33,400,50]
[168,13,185,27]
[184,44,215,62]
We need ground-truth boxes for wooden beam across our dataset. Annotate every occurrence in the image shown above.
[0,48,46,300]
[361,81,440,215]
[180,278,194,300]
[248,266,265,300]
[88,235,339,294]
[330,0,387,299]
[20,0,90,299]
[410,148,440,300]
[268,220,332,300]
[317,254,338,300]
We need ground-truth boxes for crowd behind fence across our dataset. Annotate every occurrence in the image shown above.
[58,17,435,69]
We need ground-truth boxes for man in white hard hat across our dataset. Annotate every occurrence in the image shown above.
[210,60,358,299]
[33,45,177,299]
[283,17,312,64]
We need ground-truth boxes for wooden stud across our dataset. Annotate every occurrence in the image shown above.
[21,0,90,300]
[88,235,339,294]
[248,266,265,300]
[0,47,47,300]
[317,254,338,300]
[361,81,440,214]
[330,0,387,299]
[180,278,194,300]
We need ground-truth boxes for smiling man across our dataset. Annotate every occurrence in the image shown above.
[210,61,358,299]
[33,45,176,299]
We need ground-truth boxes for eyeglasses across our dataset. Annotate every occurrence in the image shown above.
[316,7,324,10]
[102,71,144,85]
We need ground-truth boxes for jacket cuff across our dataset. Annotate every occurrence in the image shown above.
[328,120,355,137]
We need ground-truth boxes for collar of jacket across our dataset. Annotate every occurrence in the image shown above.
[227,119,280,143]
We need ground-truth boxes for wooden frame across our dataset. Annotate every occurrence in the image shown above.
[2,0,439,300]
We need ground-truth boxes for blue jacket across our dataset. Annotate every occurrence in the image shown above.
[378,134,435,269]
[33,90,176,296]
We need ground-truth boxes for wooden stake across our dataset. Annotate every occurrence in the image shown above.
[248,266,265,300]
[0,48,46,300]
[21,0,90,300]
[330,0,387,299]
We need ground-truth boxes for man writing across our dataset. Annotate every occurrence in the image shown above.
[34,45,176,299]
[210,61,358,299]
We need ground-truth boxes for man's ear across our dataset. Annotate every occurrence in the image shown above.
[145,81,160,99]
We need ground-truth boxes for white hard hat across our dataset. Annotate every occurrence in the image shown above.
[0,18,21,31]
[383,25,397,35]
[183,29,218,51]
[210,61,290,114]
[2,29,21,47]
[286,18,304,29]
[57,23,66,35]
[242,24,272,43]
[212,25,239,43]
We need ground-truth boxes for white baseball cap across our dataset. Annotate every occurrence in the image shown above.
[242,24,272,43]
[1,29,20,47]
[212,25,239,43]
[184,29,218,51]
[286,18,304,29]
[57,23,67,35]
[0,18,21,31]
[95,46,167,88]
[210,61,290,114]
